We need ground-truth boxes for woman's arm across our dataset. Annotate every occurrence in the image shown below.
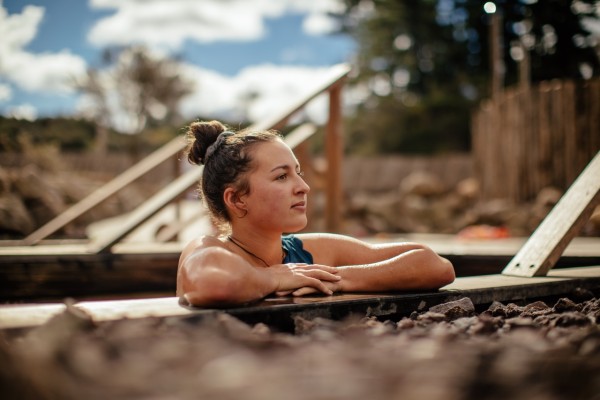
[177,236,340,307]
[300,233,455,292]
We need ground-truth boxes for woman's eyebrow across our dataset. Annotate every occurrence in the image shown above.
[270,163,299,173]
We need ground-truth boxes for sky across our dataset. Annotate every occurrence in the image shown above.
[0,0,357,130]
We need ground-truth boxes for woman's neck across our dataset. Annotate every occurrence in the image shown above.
[227,228,284,266]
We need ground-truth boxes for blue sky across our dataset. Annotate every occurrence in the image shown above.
[0,0,356,128]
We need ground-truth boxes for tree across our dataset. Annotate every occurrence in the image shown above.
[75,46,194,154]
[337,0,600,154]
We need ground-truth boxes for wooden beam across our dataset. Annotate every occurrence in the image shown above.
[88,168,204,253]
[22,64,350,246]
[2,266,599,332]
[90,123,319,252]
[490,11,504,98]
[251,64,351,131]
[325,82,344,232]
[155,123,318,243]
[502,151,600,277]
[23,138,187,245]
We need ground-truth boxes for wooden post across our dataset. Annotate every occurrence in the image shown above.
[325,83,344,232]
[518,41,530,91]
[490,11,504,98]
[172,154,183,242]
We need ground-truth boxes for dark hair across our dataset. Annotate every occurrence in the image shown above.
[184,120,281,231]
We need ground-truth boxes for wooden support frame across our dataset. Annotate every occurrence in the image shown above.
[502,151,600,277]
[153,123,319,243]
[2,265,599,332]
[89,123,319,253]
[21,64,350,249]
[325,81,344,232]
[23,138,186,245]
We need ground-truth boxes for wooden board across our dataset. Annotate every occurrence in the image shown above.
[502,151,600,277]
[22,65,350,246]
[88,168,204,252]
[87,123,319,253]
[24,137,187,246]
[2,236,599,301]
[2,265,599,332]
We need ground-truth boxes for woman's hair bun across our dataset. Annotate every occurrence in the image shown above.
[185,120,227,165]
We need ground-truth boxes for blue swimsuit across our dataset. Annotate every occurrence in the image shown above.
[282,235,313,264]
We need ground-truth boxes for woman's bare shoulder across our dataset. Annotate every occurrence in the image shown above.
[185,235,226,249]
[180,235,227,264]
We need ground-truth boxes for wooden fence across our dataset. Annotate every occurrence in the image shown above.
[471,77,600,202]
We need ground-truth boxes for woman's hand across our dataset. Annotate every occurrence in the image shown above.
[270,263,340,296]
[276,279,343,297]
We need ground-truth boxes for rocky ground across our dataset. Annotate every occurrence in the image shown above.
[2,292,599,400]
[3,162,600,241]
[344,171,600,238]
[0,163,156,239]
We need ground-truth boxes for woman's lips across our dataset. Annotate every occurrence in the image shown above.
[292,201,306,211]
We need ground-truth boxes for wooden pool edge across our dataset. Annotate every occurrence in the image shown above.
[2,265,599,334]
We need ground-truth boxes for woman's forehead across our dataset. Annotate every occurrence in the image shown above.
[253,140,298,169]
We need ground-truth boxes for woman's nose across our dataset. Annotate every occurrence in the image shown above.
[296,174,310,193]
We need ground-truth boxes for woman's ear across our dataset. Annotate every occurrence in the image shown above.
[223,187,247,218]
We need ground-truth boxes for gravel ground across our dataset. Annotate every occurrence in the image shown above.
[1,291,600,400]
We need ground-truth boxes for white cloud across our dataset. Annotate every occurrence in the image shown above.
[0,83,11,102]
[303,12,342,36]
[7,104,37,121]
[77,60,349,131]
[0,4,87,94]
[178,63,342,126]
[88,0,346,50]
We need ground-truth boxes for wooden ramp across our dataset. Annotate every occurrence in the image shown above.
[503,150,600,277]
[1,266,599,332]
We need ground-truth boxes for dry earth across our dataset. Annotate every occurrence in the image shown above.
[2,292,600,400]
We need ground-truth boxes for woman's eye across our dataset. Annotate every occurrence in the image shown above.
[297,170,305,177]
[277,174,287,181]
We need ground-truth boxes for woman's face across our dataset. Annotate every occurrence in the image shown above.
[240,139,310,233]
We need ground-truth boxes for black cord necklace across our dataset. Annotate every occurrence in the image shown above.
[227,235,285,267]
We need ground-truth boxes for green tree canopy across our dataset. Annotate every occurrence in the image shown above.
[338,0,600,155]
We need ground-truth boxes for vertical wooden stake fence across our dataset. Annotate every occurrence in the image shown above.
[472,77,600,203]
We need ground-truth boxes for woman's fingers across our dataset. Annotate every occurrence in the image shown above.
[300,277,333,295]
[303,269,341,282]
[271,263,340,295]
[291,287,318,296]
[286,264,340,282]
[288,263,338,274]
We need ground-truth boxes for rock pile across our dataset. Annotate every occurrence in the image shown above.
[346,171,600,237]
[0,164,149,239]
[1,294,599,399]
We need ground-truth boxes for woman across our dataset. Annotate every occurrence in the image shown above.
[177,120,455,307]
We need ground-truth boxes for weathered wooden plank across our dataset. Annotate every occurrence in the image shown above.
[2,266,599,332]
[251,64,350,131]
[21,64,350,246]
[23,137,187,246]
[88,168,204,253]
[502,151,600,277]
[325,83,344,232]
[154,123,318,243]
[88,123,319,252]
[2,236,599,300]
[86,66,348,253]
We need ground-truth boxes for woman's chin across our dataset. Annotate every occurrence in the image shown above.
[285,218,308,233]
